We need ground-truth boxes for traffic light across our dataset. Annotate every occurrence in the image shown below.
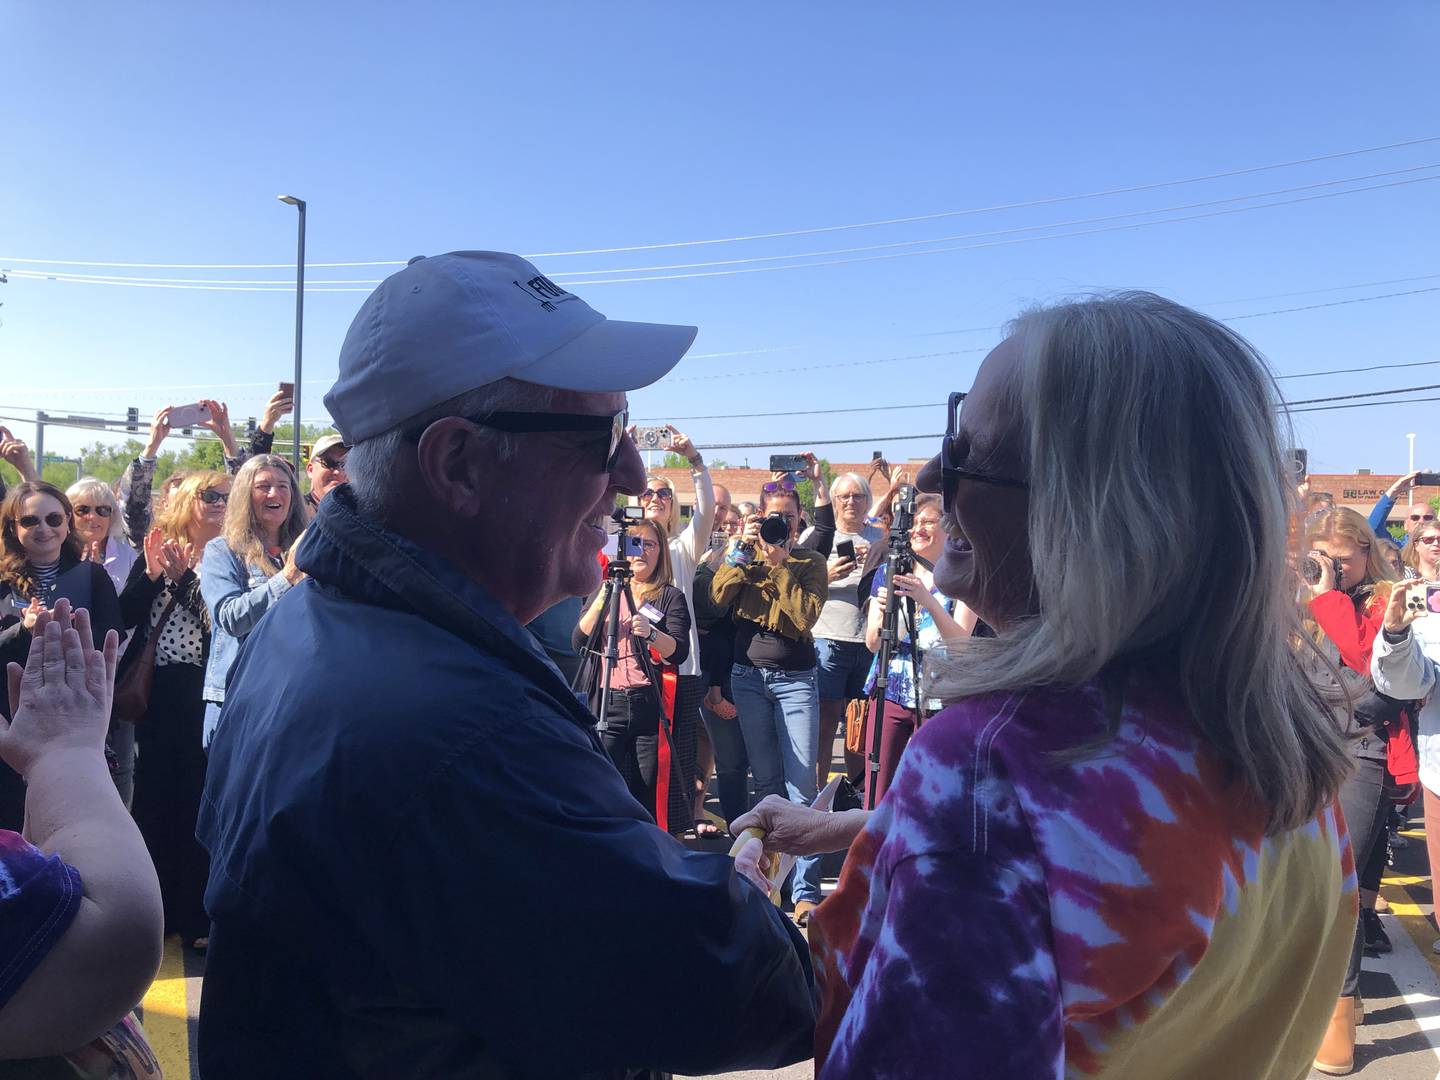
[126,407,139,434]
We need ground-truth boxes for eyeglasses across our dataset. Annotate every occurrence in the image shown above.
[639,488,674,502]
[943,391,1029,512]
[199,489,230,505]
[315,456,347,472]
[18,513,66,529]
[73,504,113,518]
[1418,536,1440,546]
[1411,513,1436,521]
[635,539,660,554]
[834,492,868,501]
[409,408,629,472]
[762,479,797,494]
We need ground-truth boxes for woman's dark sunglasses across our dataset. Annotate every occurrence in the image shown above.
[407,408,628,472]
[762,479,797,494]
[18,513,66,529]
[73,504,113,518]
[943,391,1029,513]
[200,489,230,505]
[639,488,674,502]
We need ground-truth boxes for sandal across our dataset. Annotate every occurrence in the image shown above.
[693,819,723,838]
[186,937,209,954]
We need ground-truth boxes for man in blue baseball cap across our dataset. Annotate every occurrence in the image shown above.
[197,252,815,1079]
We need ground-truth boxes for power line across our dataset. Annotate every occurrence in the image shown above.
[1290,395,1440,415]
[1276,358,1440,381]
[4,134,1438,271]
[1286,383,1440,406]
[559,175,1440,287]
[544,164,1440,278]
[11,171,1437,295]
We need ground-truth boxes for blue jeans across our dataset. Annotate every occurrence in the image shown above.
[730,663,822,905]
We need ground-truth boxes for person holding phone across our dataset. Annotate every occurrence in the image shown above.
[199,455,307,747]
[0,483,124,827]
[574,517,691,824]
[1368,470,1439,550]
[631,426,717,836]
[799,460,884,790]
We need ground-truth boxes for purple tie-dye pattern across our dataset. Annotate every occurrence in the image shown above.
[809,673,1354,1079]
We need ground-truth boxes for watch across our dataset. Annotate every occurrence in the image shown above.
[646,625,660,643]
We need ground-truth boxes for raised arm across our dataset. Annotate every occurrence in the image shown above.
[668,428,714,565]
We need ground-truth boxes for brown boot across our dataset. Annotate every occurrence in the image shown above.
[1314,997,1357,1075]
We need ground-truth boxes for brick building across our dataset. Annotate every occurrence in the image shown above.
[1304,472,1440,529]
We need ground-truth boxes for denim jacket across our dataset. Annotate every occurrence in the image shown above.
[198,536,292,704]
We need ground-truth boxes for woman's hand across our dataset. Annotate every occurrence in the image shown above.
[731,794,866,857]
[630,612,653,640]
[891,572,938,613]
[827,556,858,582]
[1305,549,1337,599]
[1388,470,1422,500]
[1,601,119,779]
[282,532,307,586]
[200,399,238,456]
[259,390,294,435]
[143,528,167,581]
[159,539,191,583]
[669,427,701,466]
[80,540,104,564]
[801,452,823,484]
[1384,582,1427,635]
[0,427,38,482]
[21,598,43,631]
[145,407,172,458]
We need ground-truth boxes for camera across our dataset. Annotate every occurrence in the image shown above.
[612,505,645,526]
[1299,553,1342,586]
[759,512,790,545]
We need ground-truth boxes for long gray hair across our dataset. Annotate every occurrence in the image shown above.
[925,291,1350,834]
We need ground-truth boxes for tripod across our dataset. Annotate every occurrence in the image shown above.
[573,518,676,829]
[864,493,921,810]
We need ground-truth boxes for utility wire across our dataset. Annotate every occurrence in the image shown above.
[4,134,1438,270]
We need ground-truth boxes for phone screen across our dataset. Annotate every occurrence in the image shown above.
[1426,585,1440,615]
[836,540,856,561]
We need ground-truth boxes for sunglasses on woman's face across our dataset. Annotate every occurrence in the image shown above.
[18,513,66,529]
[199,489,230,505]
[942,391,1029,513]
[762,479,797,494]
[73,504,113,518]
[1418,535,1440,546]
[639,488,674,502]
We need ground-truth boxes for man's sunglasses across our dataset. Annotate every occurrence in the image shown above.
[639,488,674,502]
[200,489,230,505]
[408,409,628,471]
[315,455,347,472]
[1411,513,1436,522]
[73,504,113,518]
[943,391,1028,512]
[18,513,66,529]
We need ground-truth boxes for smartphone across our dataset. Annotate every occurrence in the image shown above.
[1416,473,1440,487]
[769,453,808,473]
[1427,585,1440,615]
[633,426,673,451]
[836,539,856,562]
[278,381,295,397]
[167,402,212,428]
[709,530,727,551]
[872,450,883,461]
[623,534,645,557]
[1283,448,1307,485]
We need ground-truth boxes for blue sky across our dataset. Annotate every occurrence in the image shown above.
[3,3,1437,474]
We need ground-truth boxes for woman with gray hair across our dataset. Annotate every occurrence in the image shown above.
[733,293,1356,1078]
[66,477,137,594]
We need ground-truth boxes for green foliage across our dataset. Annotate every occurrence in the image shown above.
[795,458,837,515]
[1389,524,1407,543]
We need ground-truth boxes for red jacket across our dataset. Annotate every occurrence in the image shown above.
[1309,587,1419,787]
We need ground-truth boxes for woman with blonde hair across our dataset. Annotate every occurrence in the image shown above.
[199,455,306,747]
[66,476,137,593]
[1401,517,1440,583]
[632,426,717,835]
[117,469,231,951]
[733,293,1358,1078]
[574,516,692,827]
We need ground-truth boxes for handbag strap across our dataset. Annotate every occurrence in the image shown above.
[137,587,186,664]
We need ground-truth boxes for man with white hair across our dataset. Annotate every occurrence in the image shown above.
[197,252,814,1079]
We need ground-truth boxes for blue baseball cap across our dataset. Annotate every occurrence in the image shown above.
[324,251,697,444]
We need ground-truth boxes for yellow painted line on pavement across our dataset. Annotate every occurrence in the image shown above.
[140,935,192,1080]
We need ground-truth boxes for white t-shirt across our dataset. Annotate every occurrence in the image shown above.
[805,525,884,643]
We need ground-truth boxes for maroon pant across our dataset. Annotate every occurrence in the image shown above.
[864,697,920,809]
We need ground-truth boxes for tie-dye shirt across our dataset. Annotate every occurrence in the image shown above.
[809,671,1355,1079]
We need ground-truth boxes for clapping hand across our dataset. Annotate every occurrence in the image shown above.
[1,600,119,779]
[20,598,43,630]
[80,540,105,564]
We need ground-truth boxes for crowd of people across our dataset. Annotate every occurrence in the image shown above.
[0,250,1435,1077]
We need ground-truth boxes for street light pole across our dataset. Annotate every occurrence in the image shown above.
[1408,432,1417,509]
[278,195,307,472]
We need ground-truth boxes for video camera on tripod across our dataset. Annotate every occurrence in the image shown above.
[865,484,918,809]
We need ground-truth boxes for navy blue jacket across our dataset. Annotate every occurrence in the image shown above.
[196,487,814,1079]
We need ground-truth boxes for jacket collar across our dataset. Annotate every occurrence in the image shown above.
[298,487,595,732]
